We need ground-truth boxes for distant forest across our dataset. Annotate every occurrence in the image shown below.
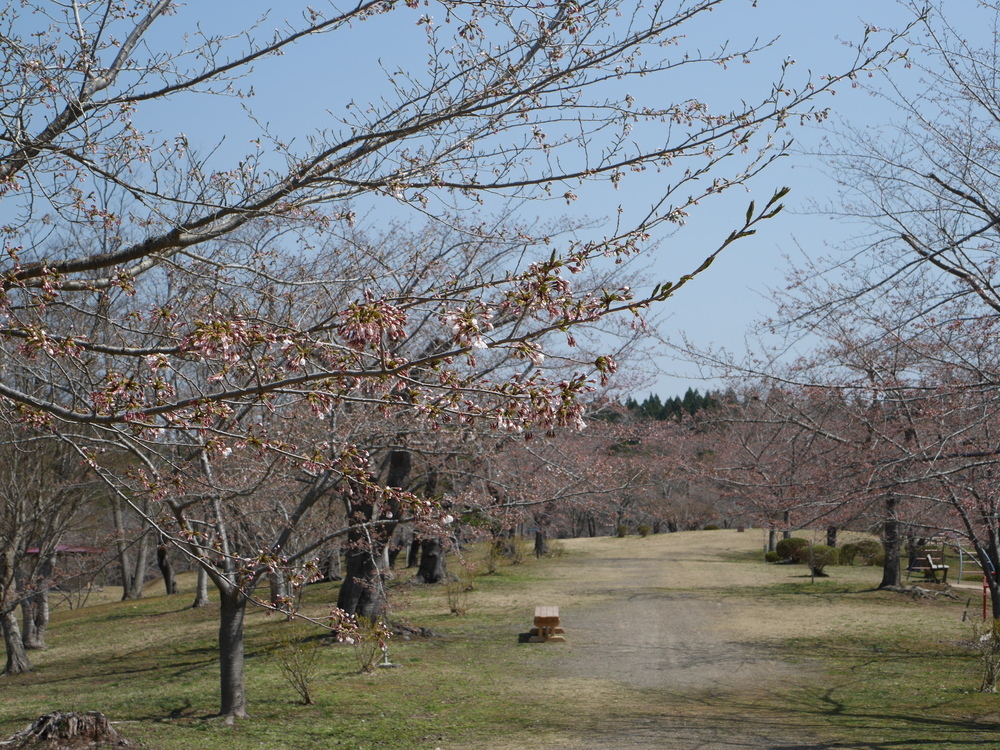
[624,389,722,421]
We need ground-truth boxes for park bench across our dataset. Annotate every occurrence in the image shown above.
[908,553,949,583]
[528,605,566,643]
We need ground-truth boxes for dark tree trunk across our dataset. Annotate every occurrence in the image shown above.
[192,567,210,608]
[826,526,838,549]
[767,529,776,552]
[338,545,387,618]
[406,537,420,568]
[218,590,248,719]
[879,494,902,589]
[322,543,342,582]
[337,450,411,617]
[587,514,598,537]
[387,544,401,569]
[387,527,408,569]
[534,529,549,558]
[2,608,31,675]
[157,540,178,595]
[782,510,791,540]
[21,589,47,650]
[981,534,1000,619]
[414,539,447,584]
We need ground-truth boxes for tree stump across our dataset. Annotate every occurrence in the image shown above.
[3,711,137,748]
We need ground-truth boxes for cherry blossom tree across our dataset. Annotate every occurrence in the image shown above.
[0,0,907,718]
[0,430,96,675]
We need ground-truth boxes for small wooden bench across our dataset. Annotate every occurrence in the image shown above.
[908,554,949,583]
[529,605,566,643]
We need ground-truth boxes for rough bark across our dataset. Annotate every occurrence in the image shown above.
[1,608,31,675]
[387,527,406,569]
[218,590,248,719]
[782,510,791,540]
[826,526,837,549]
[338,545,387,618]
[322,543,342,581]
[192,566,210,608]
[157,539,178,595]
[414,539,447,584]
[337,450,410,617]
[878,494,902,589]
[406,536,420,568]
[767,529,776,552]
[534,529,549,558]
[269,570,287,608]
[20,597,38,651]
[982,533,1000,619]
[21,589,48,650]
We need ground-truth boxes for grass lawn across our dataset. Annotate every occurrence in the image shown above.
[1,532,998,749]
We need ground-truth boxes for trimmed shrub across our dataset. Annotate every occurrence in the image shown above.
[616,525,629,538]
[839,543,860,566]
[809,544,839,576]
[853,539,883,566]
[703,524,721,531]
[637,525,652,538]
[775,537,809,561]
[764,550,779,563]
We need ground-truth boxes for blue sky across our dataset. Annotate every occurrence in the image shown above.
[132,1,981,397]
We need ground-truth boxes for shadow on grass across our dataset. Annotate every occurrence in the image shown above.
[549,687,999,750]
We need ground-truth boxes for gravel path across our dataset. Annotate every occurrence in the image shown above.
[515,532,846,750]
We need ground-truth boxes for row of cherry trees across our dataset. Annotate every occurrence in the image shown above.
[687,1,1000,616]
[0,0,908,718]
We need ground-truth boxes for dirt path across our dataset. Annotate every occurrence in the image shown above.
[491,530,888,750]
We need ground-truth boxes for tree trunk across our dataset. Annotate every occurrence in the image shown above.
[387,528,407,569]
[269,570,287,608]
[157,540,178,595]
[983,534,1000,619]
[21,589,48,650]
[218,590,248,719]
[338,546,386,618]
[322,543,342,582]
[782,510,791,540]
[111,496,133,601]
[23,554,52,650]
[879,494,902,589]
[123,529,150,600]
[337,450,410,617]
[21,597,37,650]
[2,608,31,675]
[534,529,549,558]
[767,529,776,552]
[406,537,420,568]
[192,567,210,608]
[826,526,838,549]
[414,539,447,584]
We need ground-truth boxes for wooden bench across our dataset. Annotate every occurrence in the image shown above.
[908,554,949,583]
[529,605,566,643]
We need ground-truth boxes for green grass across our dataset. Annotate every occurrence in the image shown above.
[1,558,567,750]
[2,538,999,749]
